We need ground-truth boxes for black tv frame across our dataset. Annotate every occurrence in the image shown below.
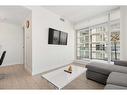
[48,28,68,45]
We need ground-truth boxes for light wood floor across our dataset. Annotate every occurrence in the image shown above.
[0,64,104,89]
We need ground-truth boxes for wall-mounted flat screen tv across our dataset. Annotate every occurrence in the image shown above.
[48,28,68,45]
[60,31,68,45]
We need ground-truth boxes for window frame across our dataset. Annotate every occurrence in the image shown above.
[76,19,120,63]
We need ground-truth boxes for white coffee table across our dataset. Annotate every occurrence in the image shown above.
[41,65,86,89]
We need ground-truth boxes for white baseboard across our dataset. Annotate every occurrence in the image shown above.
[74,59,114,65]
[74,59,90,65]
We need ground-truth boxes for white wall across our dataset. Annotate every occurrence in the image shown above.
[0,22,23,66]
[75,9,120,30]
[29,7,75,75]
[120,6,127,60]
[75,14,108,30]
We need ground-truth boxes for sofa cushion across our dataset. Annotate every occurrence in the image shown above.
[107,72,127,87]
[104,84,127,89]
[86,63,127,75]
[86,63,112,75]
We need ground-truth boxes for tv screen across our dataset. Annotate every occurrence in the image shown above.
[48,28,68,45]
[48,28,60,45]
[60,31,68,45]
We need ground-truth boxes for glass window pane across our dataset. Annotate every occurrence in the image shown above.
[76,28,89,59]
[111,20,120,61]
[90,24,108,60]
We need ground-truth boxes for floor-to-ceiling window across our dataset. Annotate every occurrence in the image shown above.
[76,8,120,62]
[110,20,120,61]
[77,27,90,59]
[90,24,108,60]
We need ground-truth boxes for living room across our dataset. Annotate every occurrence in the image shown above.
[0,0,127,94]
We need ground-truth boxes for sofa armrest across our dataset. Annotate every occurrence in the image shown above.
[107,72,127,87]
[114,60,127,67]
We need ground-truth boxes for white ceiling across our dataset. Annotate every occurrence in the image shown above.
[0,6,31,25]
[43,6,119,24]
[0,6,119,25]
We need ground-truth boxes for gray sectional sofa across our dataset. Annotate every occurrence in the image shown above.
[86,60,127,89]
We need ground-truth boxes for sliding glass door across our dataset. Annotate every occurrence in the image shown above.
[90,24,108,60]
[77,27,90,59]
